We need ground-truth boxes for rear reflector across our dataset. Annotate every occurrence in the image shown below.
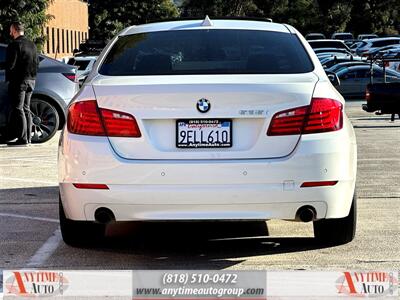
[300,181,338,188]
[267,98,343,136]
[67,100,141,137]
[73,183,109,190]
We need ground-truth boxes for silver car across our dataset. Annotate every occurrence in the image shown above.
[336,65,400,98]
[0,43,79,143]
[355,37,400,56]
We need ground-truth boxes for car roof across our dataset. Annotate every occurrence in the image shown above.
[73,56,97,60]
[324,56,362,61]
[314,47,349,51]
[121,18,290,36]
[366,37,400,42]
[346,65,377,70]
[308,39,347,44]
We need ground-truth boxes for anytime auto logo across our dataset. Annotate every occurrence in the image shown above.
[336,272,398,297]
[5,271,69,297]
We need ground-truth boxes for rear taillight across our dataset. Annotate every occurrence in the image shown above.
[101,108,141,137]
[267,98,343,136]
[68,101,105,135]
[365,89,371,102]
[67,100,141,137]
[63,73,77,82]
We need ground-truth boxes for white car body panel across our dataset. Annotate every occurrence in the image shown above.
[92,73,318,159]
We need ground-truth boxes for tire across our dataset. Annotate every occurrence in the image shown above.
[30,98,60,143]
[313,191,357,245]
[59,197,105,247]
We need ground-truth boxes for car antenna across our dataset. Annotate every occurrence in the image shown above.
[201,15,213,27]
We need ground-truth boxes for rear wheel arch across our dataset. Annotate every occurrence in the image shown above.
[32,93,66,130]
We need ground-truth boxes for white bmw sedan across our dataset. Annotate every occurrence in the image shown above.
[58,17,357,246]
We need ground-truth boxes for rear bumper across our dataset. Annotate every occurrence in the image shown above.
[59,118,357,222]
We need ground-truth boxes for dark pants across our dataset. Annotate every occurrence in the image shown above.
[7,80,35,143]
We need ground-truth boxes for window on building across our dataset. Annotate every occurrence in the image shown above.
[62,29,65,53]
[46,27,50,54]
[57,28,60,55]
[71,30,74,52]
[66,30,69,54]
[75,31,78,51]
[52,28,55,54]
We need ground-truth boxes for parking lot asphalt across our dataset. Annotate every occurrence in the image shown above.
[0,100,399,270]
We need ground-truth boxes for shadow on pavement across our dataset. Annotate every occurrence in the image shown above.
[1,186,334,269]
[75,221,332,269]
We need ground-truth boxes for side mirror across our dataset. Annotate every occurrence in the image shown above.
[326,71,340,87]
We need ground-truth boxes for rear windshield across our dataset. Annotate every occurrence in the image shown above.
[99,29,314,75]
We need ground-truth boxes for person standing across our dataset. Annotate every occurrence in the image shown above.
[5,21,39,146]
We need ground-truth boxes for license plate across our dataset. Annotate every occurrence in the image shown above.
[176,119,232,148]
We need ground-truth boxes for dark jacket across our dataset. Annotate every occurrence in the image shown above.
[5,36,39,83]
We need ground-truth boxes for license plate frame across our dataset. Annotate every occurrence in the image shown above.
[176,119,232,149]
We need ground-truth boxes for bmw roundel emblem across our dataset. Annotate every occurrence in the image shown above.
[197,98,211,113]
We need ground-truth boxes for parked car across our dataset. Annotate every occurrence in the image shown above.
[305,33,326,40]
[308,39,351,51]
[331,32,354,40]
[363,82,400,116]
[355,37,400,56]
[59,18,357,247]
[67,56,97,78]
[364,44,400,58]
[313,48,352,56]
[335,65,400,98]
[357,34,378,40]
[0,44,79,143]
[343,39,360,48]
[321,56,366,69]
[325,61,369,73]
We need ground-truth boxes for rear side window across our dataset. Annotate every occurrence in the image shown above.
[99,29,314,75]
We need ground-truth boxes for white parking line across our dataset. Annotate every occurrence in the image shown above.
[0,213,62,267]
[26,228,62,267]
[0,213,58,223]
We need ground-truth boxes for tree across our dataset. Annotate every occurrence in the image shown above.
[89,0,180,41]
[0,0,52,50]
[181,0,261,18]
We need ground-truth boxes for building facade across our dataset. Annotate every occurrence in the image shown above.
[44,0,89,58]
